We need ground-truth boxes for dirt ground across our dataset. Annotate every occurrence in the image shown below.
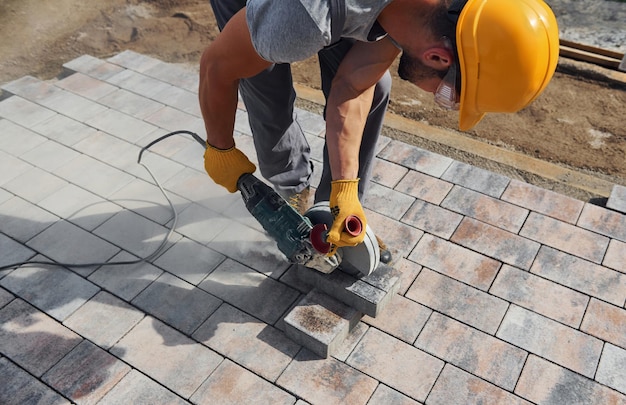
[1,0,625,199]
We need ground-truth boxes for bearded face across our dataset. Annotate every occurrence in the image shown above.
[397,51,447,93]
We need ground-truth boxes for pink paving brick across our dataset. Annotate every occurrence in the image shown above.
[578,203,626,242]
[346,328,444,402]
[490,265,589,328]
[531,246,626,307]
[516,355,626,404]
[409,234,501,291]
[520,212,610,263]
[368,384,420,405]
[55,72,118,101]
[501,179,584,224]
[451,217,540,270]
[377,140,453,177]
[428,365,532,405]
[63,54,126,80]
[393,258,422,295]
[497,306,603,378]
[604,239,626,274]
[363,182,415,220]
[362,294,432,343]
[416,313,527,390]
[442,186,529,233]
[395,170,453,205]
[366,209,424,260]
[402,200,463,239]
[371,158,409,188]
[277,349,378,405]
[580,298,626,349]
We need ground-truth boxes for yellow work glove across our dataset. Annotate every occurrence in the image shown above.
[204,143,256,193]
[326,179,367,255]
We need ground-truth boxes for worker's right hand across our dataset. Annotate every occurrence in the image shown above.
[204,142,256,193]
[326,179,367,255]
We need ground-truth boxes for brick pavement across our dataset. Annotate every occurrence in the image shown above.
[0,51,625,404]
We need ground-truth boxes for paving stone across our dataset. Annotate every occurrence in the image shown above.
[199,259,300,325]
[0,287,14,307]
[56,72,118,100]
[0,150,33,186]
[441,160,510,198]
[363,294,431,344]
[42,340,131,404]
[501,179,584,224]
[362,182,415,220]
[1,262,100,321]
[0,96,57,128]
[97,88,165,119]
[442,186,529,233]
[0,233,35,274]
[193,303,300,381]
[596,343,626,394]
[416,312,527,390]
[284,289,361,358]
[30,113,98,146]
[578,202,626,242]
[490,265,589,328]
[111,316,223,399]
[1,75,61,102]
[520,212,610,263]
[607,184,626,214]
[332,321,369,362]
[604,239,626,274]
[277,349,378,405]
[27,220,120,269]
[88,251,163,301]
[0,119,47,156]
[515,355,626,404]
[191,359,295,405]
[167,203,232,246]
[427,364,532,405]
[0,357,70,405]
[53,154,135,198]
[38,89,110,122]
[371,157,409,188]
[20,140,81,174]
[3,167,67,205]
[85,108,159,144]
[63,291,144,349]
[367,384,420,405]
[107,50,162,72]
[296,108,326,136]
[62,54,126,80]
[96,370,190,405]
[497,305,603,378]
[531,246,626,307]
[395,170,453,205]
[0,196,59,242]
[347,328,443,402]
[408,234,500,291]
[580,298,626,350]
[153,237,225,285]
[151,85,201,116]
[401,199,463,239]
[143,61,199,92]
[366,209,424,260]
[378,140,453,177]
[405,268,508,334]
[106,69,173,98]
[393,258,422,295]
[0,299,82,377]
[279,265,314,293]
[132,272,221,335]
[72,129,141,168]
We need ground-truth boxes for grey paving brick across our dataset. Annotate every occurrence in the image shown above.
[497,305,603,378]
[0,196,59,243]
[371,158,409,189]
[132,272,221,335]
[85,108,159,144]
[0,287,14,307]
[31,113,98,146]
[0,150,34,186]
[394,258,422,295]
[107,50,162,72]
[20,140,81,173]
[365,209,424,260]
[441,160,510,198]
[578,202,626,242]
[191,359,295,405]
[604,239,626,274]
[451,217,540,270]
[416,312,527,390]
[62,54,126,80]
[0,357,70,405]
[408,234,500,291]
[39,89,110,122]
[332,321,369,362]
[3,167,68,205]
[362,182,415,219]
[97,88,165,119]
[0,96,57,128]
[596,343,626,394]
[427,364,532,405]
[151,85,201,116]
[0,233,35,274]
[166,203,232,246]
[0,119,47,156]
[515,355,626,404]
[53,154,135,198]
[0,299,82,377]
[363,294,431,344]
[55,72,118,100]
[111,316,223,398]
[63,291,144,349]
[367,384,420,405]
[531,246,626,307]
[96,370,190,405]
[72,129,140,169]
[347,328,443,402]
[42,340,131,404]
[490,265,589,328]
[277,349,378,405]
[193,303,300,381]
[296,108,326,136]
[1,262,99,321]
[401,199,463,239]
[406,268,508,334]
[521,212,610,263]
[607,184,626,214]
[395,169,453,205]
[106,69,172,98]
[153,237,225,285]
[1,75,61,102]
[143,61,199,93]
[199,259,300,325]
[378,140,453,177]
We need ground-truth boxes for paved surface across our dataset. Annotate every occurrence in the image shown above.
[0,51,625,405]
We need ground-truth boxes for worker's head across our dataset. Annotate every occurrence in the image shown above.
[398,0,560,131]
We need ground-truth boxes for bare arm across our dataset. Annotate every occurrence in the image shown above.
[325,37,400,180]
[198,8,271,149]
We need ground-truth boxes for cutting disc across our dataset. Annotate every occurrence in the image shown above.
[304,201,380,276]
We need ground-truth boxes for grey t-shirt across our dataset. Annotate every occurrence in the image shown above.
[246,0,392,63]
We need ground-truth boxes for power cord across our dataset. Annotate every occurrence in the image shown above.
[0,130,207,272]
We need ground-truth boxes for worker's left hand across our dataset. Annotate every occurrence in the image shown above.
[326,179,367,255]
[204,142,256,193]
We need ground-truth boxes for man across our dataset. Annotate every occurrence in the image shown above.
[199,0,559,258]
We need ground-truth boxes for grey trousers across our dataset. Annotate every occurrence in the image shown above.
[209,0,391,202]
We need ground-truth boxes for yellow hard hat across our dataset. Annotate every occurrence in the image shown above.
[452,0,560,130]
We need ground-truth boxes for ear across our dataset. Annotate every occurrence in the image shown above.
[422,47,454,70]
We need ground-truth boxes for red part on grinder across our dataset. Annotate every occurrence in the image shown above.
[344,215,362,237]
[310,223,332,254]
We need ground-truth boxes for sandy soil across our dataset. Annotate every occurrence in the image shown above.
[1,0,625,199]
